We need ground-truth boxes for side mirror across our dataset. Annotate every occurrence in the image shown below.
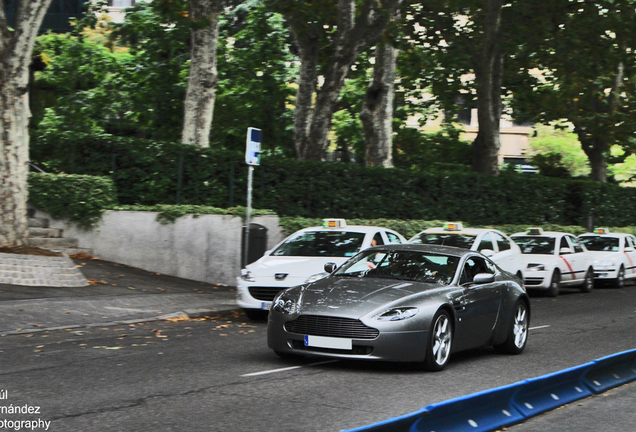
[480,249,495,258]
[559,247,573,254]
[324,262,338,273]
[625,247,635,253]
[472,273,495,284]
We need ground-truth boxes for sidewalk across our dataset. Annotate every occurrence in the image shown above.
[0,255,241,336]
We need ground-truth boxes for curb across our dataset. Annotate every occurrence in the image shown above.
[342,348,636,432]
[0,306,242,337]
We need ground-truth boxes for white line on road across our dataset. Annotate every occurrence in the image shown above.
[529,325,551,330]
[241,360,338,377]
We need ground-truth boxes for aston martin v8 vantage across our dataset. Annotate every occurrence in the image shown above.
[267,244,529,371]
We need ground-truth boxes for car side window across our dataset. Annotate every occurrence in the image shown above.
[385,231,402,244]
[569,236,584,253]
[460,256,494,284]
[372,232,384,246]
[493,232,511,252]
[628,237,636,249]
[559,237,571,254]
[478,233,494,252]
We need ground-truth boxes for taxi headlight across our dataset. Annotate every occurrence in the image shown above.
[593,259,614,269]
[240,269,255,282]
[305,272,329,283]
[527,263,545,271]
[374,307,419,321]
[272,290,301,315]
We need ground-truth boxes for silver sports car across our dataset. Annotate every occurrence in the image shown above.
[267,244,529,371]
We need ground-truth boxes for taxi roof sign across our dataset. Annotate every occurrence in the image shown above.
[526,227,544,235]
[323,219,347,228]
[443,222,463,231]
[593,228,610,234]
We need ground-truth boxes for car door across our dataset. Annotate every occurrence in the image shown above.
[566,235,588,283]
[453,256,502,351]
[624,236,636,278]
[491,231,517,274]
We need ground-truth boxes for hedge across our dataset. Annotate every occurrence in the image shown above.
[30,131,636,227]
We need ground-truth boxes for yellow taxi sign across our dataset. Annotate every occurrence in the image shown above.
[443,222,463,231]
[593,228,610,234]
[526,227,544,235]
[322,219,347,228]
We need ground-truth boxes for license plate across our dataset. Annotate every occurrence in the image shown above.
[260,302,272,310]
[304,335,352,350]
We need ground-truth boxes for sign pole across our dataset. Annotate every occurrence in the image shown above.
[244,165,254,268]
[243,127,261,269]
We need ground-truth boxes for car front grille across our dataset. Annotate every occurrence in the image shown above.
[284,315,380,340]
[248,286,286,301]
[291,340,373,355]
[524,277,544,286]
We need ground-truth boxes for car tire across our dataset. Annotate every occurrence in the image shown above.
[614,266,626,288]
[580,268,594,293]
[423,309,453,372]
[244,308,268,320]
[547,270,560,297]
[494,300,529,355]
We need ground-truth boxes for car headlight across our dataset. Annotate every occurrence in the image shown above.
[272,290,301,315]
[240,269,255,282]
[527,263,545,271]
[305,272,329,283]
[374,307,419,321]
[593,259,615,269]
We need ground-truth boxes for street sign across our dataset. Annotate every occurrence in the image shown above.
[245,127,262,166]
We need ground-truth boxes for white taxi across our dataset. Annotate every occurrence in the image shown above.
[511,228,594,297]
[578,228,636,288]
[236,219,407,319]
[408,223,525,278]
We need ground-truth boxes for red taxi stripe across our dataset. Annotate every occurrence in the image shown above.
[559,255,575,280]
[624,252,634,274]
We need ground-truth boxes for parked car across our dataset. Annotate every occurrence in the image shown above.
[408,223,525,279]
[267,244,530,370]
[236,219,407,319]
[511,228,594,297]
[578,229,636,288]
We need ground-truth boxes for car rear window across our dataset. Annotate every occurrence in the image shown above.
[512,236,556,255]
[272,231,366,257]
[411,233,476,250]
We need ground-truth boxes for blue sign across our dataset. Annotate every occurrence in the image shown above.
[246,127,262,165]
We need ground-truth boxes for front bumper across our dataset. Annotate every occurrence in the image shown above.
[522,270,550,289]
[267,312,428,362]
[592,267,618,280]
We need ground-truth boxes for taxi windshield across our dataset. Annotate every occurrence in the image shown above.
[333,250,460,285]
[512,236,556,255]
[579,236,620,252]
[411,233,476,249]
[272,231,365,257]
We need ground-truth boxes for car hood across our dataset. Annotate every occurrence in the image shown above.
[585,251,621,261]
[296,276,445,318]
[247,256,350,281]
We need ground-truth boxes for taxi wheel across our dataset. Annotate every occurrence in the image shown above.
[423,310,453,372]
[547,270,560,297]
[614,266,626,288]
[580,268,594,293]
[495,300,529,355]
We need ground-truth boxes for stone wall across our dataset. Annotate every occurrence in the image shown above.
[34,210,285,286]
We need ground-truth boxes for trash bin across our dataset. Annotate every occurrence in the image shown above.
[241,223,268,268]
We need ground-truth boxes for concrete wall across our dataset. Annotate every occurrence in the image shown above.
[36,210,285,286]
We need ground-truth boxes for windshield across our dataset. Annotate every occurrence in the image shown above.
[579,236,620,252]
[410,233,476,249]
[512,236,556,255]
[333,250,460,285]
[272,231,366,257]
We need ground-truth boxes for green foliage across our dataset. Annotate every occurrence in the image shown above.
[392,125,472,169]
[28,173,117,227]
[528,125,590,177]
[32,131,636,228]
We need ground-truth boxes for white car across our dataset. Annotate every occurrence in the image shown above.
[408,223,525,278]
[578,229,636,288]
[236,219,407,319]
[511,228,594,297]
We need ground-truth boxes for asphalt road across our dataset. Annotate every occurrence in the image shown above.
[0,283,635,431]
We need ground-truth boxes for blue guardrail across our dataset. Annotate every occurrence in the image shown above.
[342,348,636,432]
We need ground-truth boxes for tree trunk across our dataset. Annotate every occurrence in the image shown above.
[578,134,608,182]
[0,0,54,247]
[181,0,223,147]
[287,0,402,161]
[360,39,398,168]
[472,0,503,176]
